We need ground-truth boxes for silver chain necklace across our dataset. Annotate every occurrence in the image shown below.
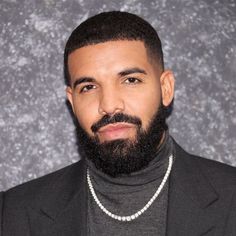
[87,154,173,222]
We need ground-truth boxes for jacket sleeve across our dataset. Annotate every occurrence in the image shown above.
[224,188,236,235]
[0,191,3,236]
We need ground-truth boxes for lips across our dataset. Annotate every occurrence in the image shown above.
[98,123,134,132]
[97,123,135,141]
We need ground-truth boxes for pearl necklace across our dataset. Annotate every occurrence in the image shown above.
[87,154,173,222]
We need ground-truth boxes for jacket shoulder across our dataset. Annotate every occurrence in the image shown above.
[2,160,86,235]
[4,160,84,204]
[174,141,236,189]
[194,154,236,190]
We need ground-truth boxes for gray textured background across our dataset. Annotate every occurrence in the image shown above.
[0,0,235,191]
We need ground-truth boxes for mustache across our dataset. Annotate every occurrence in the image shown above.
[91,113,142,133]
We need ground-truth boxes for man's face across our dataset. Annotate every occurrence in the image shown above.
[67,40,174,141]
[66,40,175,176]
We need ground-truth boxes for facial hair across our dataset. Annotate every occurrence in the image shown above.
[75,103,169,177]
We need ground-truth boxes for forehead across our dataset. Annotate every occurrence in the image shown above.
[68,40,159,80]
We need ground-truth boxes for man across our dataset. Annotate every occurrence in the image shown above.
[1,11,236,236]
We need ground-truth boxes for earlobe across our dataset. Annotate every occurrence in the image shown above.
[160,70,175,106]
[66,86,75,113]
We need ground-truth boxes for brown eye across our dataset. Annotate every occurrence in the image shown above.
[80,84,96,93]
[124,77,141,84]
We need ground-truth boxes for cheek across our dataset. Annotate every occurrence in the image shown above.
[73,97,100,136]
[125,87,161,130]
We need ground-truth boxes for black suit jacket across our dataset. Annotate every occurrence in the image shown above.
[1,142,236,236]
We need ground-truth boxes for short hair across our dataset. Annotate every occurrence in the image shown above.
[64,11,164,87]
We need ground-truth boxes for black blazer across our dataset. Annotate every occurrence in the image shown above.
[1,142,236,236]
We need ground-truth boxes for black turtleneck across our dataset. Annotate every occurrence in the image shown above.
[86,132,174,236]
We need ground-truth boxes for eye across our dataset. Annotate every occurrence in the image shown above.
[80,84,96,93]
[124,77,142,84]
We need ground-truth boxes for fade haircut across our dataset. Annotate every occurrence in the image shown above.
[64,11,164,87]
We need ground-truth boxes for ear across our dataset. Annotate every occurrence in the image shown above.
[160,70,175,106]
[66,86,75,113]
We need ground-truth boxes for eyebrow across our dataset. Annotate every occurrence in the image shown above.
[73,77,95,89]
[73,67,147,89]
[118,67,147,77]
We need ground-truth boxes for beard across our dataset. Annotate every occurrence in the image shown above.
[75,103,170,177]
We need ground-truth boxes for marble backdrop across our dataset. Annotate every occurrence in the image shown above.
[0,0,235,190]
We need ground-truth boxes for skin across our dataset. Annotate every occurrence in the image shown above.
[66,40,175,143]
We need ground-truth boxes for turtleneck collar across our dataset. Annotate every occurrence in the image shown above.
[86,131,173,192]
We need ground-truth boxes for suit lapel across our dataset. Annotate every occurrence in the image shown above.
[27,159,87,236]
[167,142,221,236]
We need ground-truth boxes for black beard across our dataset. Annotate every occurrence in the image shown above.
[75,103,170,177]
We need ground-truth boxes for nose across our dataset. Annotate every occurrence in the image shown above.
[98,88,125,115]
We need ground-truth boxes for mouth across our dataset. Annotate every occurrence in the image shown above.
[97,123,136,141]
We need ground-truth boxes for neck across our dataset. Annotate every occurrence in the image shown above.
[156,130,166,150]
